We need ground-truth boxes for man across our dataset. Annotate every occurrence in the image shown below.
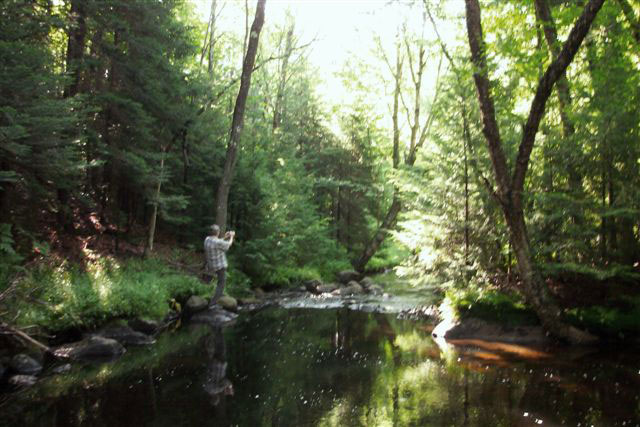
[204,224,235,307]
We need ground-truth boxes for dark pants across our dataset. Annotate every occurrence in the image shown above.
[205,268,226,304]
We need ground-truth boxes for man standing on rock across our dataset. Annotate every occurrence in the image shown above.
[204,224,235,307]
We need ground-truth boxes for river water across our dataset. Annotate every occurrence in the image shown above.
[2,299,640,426]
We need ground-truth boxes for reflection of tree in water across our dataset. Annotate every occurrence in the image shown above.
[203,326,234,411]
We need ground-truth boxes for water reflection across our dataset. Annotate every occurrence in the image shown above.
[1,308,639,427]
[203,326,234,408]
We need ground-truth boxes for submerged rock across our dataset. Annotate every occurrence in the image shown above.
[10,354,42,376]
[190,307,238,326]
[53,336,126,361]
[185,295,209,315]
[432,317,549,345]
[336,270,362,284]
[8,374,38,388]
[128,318,160,335]
[95,324,155,346]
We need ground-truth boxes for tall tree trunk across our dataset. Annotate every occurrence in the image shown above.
[272,26,294,131]
[58,0,87,233]
[354,40,403,272]
[215,0,266,231]
[464,0,603,343]
[145,152,165,256]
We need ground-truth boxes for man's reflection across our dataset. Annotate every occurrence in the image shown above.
[203,326,234,407]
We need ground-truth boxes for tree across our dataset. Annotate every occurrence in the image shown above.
[354,15,442,272]
[463,0,605,343]
[215,0,267,231]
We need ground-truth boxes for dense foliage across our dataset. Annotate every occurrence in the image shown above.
[1,0,639,336]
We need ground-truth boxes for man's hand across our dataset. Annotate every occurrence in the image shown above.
[225,231,235,240]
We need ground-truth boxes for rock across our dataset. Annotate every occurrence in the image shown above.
[366,284,384,295]
[10,354,42,376]
[185,295,209,315]
[317,284,338,294]
[336,270,362,285]
[51,363,73,374]
[360,277,375,289]
[128,318,160,335]
[332,282,364,296]
[217,296,238,312]
[53,336,126,360]
[254,288,266,298]
[398,305,439,320]
[95,324,155,346]
[432,317,549,344]
[8,375,37,387]
[190,307,238,327]
[304,279,323,294]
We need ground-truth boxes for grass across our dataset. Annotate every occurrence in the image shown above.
[9,255,210,332]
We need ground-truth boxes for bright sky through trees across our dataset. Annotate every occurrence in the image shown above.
[192,0,465,110]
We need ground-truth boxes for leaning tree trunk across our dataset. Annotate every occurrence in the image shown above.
[464,0,604,343]
[215,0,266,231]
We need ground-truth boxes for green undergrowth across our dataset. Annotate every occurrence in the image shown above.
[447,288,540,327]
[9,256,210,332]
[565,296,640,339]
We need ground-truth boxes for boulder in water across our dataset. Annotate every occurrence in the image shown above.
[10,354,42,376]
[53,336,126,360]
[332,282,364,296]
[190,307,238,326]
[128,318,160,335]
[336,270,362,284]
[432,317,549,345]
[185,295,208,315]
[359,277,375,289]
[95,324,155,346]
[317,284,338,294]
[217,296,238,312]
[366,284,384,295]
[8,374,37,388]
[304,279,323,294]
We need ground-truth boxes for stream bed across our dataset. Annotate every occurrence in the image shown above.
[2,299,640,426]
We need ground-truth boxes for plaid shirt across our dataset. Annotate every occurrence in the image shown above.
[204,236,232,273]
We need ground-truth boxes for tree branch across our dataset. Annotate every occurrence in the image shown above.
[512,0,606,195]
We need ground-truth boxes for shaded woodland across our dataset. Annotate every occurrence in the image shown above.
[1,0,640,340]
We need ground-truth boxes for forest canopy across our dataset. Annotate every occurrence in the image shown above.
[1,0,639,340]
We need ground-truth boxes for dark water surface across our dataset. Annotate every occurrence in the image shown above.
[2,307,640,426]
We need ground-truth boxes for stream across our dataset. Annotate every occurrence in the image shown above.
[1,284,640,426]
